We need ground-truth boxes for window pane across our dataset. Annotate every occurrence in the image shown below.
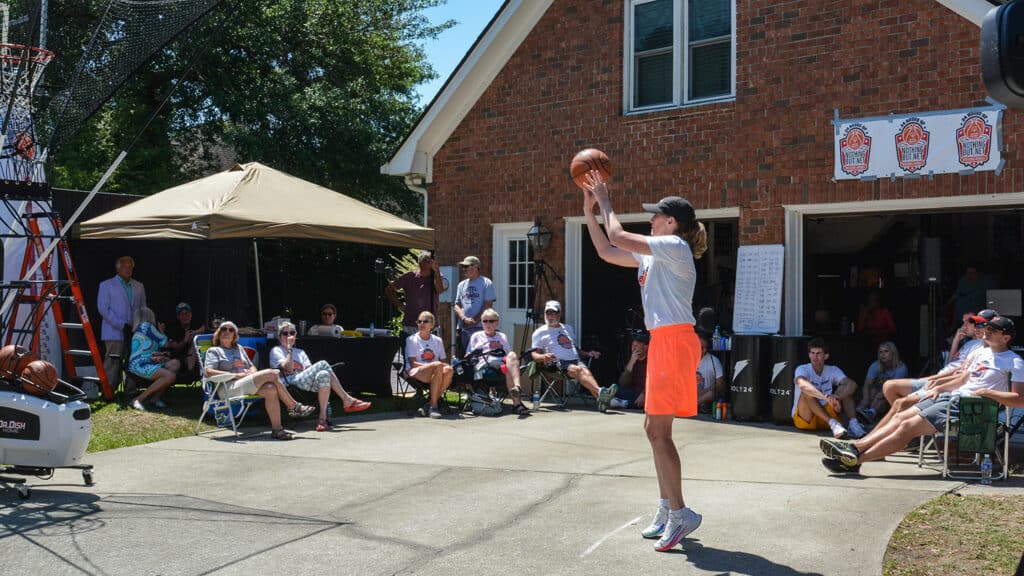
[634,0,673,52]
[688,0,730,41]
[690,42,730,99]
[636,52,673,106]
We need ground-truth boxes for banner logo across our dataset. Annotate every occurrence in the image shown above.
[839,124,871,176]
[956,113,992,168]
[895,118,930,173]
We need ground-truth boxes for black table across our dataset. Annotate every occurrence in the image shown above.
[291,336,402,397]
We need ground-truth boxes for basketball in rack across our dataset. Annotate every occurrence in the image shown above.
[0,41,52,189]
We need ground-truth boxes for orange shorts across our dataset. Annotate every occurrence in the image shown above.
[793,403,839,431]
[644,324,700,417]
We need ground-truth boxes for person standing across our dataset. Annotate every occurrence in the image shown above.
[386,251,446,336]
[582,172,707,553]
[97,256,146,391]
[453,255,496,354]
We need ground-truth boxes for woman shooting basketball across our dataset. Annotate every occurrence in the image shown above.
[581,170,707,552]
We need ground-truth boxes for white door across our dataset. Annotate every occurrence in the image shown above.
[492,222,537,352]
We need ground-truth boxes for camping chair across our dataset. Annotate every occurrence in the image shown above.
[193,335,265,436]
[528,355,596,410]
[451,348,509,415]
[393,334,458,416]
[918,395,1010,481]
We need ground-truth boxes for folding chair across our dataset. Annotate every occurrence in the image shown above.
[193,335,265,436]
[919,395,1009,481]
[528,356,596,410]
[451,348,508,415]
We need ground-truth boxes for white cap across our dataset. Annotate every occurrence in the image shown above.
[544,300,561,313]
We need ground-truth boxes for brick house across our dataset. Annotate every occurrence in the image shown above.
[383,0,1022,372]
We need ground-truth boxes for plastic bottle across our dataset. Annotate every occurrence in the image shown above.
[532,388,540,409]
[369,322,375,338]
[722,402,729,420]
[714,401,721,420]
[712,325,721,351]
[980,454,993,485]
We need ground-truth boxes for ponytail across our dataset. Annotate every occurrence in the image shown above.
[681,220,707,260]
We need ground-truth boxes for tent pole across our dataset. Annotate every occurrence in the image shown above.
[253,238,263,328]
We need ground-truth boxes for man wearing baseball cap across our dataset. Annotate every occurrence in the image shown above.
[529,300,616,412]
[166,301,205,381]
[453,255,496,354]
[821,315,1024,474]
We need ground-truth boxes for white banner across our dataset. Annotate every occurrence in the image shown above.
[833,106,1004,180]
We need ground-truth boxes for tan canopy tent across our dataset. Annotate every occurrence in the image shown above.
[79,161,434,325]
[79,161,434,248]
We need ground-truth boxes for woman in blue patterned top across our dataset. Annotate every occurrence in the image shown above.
[127,307,180,411]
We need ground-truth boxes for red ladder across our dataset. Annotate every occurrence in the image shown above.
[4,201,113,399]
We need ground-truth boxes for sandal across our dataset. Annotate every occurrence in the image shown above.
[344,399,372,413]
[316,419,329,432]
[514,403,531,417]
[271,428,294,440]
[288,403,317,418]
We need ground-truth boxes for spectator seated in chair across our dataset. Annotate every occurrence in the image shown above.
[465,308,529,417]
[204,321,316,440]
[695,332,725,412]
[610,330,648,410]
[820,316,1024,475]
[405,311,453,419]
[127,307,179,411]
[271,321,371,432]
[164,302,205,383]
[855,340,908,424]
[530,300,615,412]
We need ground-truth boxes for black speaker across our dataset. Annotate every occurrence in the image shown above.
[921,237,941,285]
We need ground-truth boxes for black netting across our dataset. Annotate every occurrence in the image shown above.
[41,0,224,156]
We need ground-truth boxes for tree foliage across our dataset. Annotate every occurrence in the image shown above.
[40,0,451,218]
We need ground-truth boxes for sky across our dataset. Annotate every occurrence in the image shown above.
[415,0,505,104]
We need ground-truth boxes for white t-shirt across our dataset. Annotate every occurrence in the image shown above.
[455,275,497,328]
[954,347,1024,397]
[531,323,580,363]
[269,346,313,385]
[404,333,446,371]
[466,330,511,370]
[631,235,696,329]
[945,337,984,370]
[791,363,848,416]
[696,353,723,395]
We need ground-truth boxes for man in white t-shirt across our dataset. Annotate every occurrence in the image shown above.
[454,256,496,354]
[792,338,866,439]
[822,315,1024,474]
[530,300,616,412]
[695,332,724,409]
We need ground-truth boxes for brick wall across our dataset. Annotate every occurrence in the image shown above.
[428,0,1020,278]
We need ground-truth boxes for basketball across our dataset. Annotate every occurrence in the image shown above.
[21,360,58,397]
[570,148,612,189]
[0,344,36,378]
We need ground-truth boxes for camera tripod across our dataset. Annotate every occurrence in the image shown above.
[519,258,564,354]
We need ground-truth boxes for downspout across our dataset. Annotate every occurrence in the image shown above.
[404,174,428,227]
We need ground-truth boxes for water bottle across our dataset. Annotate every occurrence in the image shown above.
[532,388,540,409]
[712,325,721,350]
[369,322,375,338]
[980,454,992,485]
[714,401,721,420]
[326,403,333,419]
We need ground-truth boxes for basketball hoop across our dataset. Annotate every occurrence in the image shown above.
[0,42,52,187]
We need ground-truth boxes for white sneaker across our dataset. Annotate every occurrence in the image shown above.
[641,506,668,539]
[828,418,847,439]
[610,398,629,409]
[655,507,702,552]
[847,418,866,439]
[428,406,442,419]
[131,399,146,411]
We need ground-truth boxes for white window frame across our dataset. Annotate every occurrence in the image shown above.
[623,0,737,114]
[492,221,538,341]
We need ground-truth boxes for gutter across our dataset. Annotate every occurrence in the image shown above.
[934,0,1000,27]
[404,174,428,227]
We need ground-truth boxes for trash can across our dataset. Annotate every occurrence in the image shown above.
[769,336,810,425]
[729,335,770,421]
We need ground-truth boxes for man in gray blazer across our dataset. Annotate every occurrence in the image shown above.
[97,256,146,391]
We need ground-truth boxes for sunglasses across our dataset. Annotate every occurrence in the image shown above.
[221,327,236,333]
[322,311,335,316]
[280,331,296,336]
[416,319,432,324]
[482,319,498,323]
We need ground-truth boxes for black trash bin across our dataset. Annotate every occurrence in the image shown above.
[729,335,770,421]
[769,336,810,425]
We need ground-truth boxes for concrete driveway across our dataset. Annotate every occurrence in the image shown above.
[0,406,989,575]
